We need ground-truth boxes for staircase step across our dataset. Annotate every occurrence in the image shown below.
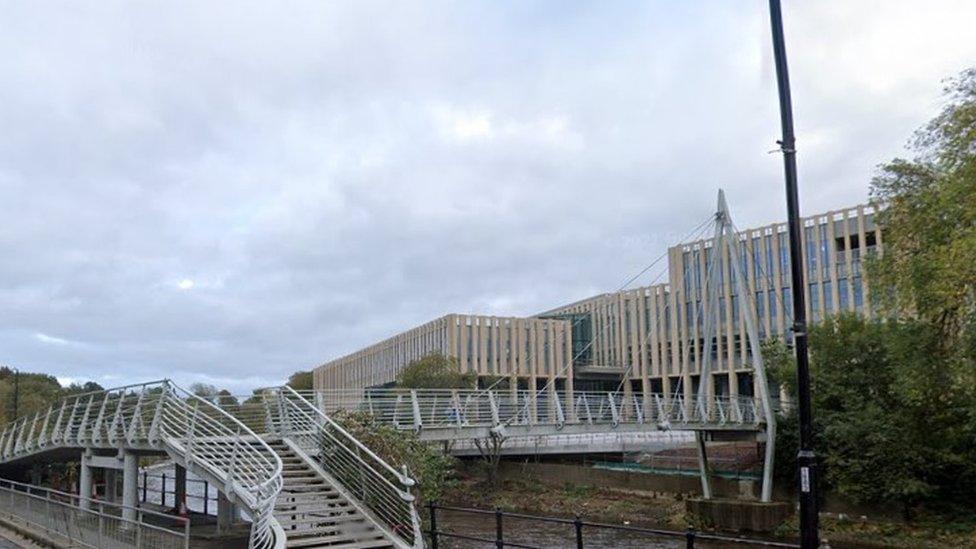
[276,512,366,527]
[276,502,354,513]
[281,485,339,493]
[285,531,388,548]
[282,475,326,483]
[267,439,394,548]
[277,492,347,503]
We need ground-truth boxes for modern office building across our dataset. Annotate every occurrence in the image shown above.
[313,314,576,394]
[313,201,881,396]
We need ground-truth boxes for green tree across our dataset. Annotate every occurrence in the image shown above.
[287,370,314,391]
[771,315,976,517]
[330,410,456,505]
[215,389,239,406]
[189,383,219,400]
[0,367,66,423]
[761,339,801,488]
[869,68,976,347]
[395,353,475,389]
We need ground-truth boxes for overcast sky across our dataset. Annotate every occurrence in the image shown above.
[1,1,974,393]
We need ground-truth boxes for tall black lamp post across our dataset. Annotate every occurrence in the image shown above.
[766,1,819,547]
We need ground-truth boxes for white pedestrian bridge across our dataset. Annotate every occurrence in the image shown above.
[0,381,765,549]
[296,388,767,441]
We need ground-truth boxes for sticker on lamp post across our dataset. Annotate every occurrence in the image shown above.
[800,467,810,493]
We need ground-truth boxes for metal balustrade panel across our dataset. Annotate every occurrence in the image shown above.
[0,479,188,549]
[304,388,764,435]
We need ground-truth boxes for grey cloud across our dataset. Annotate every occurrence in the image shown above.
[1,1,974,394]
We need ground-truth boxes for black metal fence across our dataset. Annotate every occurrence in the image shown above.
[427,503,799,548]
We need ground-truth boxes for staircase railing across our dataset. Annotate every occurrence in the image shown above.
[0,380,285,549]
[269,386,422,549]
[158,383,284,549]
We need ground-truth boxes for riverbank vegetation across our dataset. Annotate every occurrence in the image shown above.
[444,465,976,548]
[768,67,976,542]
[0,367,103,424]
[332,409,457,505]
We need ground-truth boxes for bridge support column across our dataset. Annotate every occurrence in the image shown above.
[174,464,187,512]
[217,491,239,533]
[79,450,93,510]
[622,379,634,421]
[696,431,712,499]
[528,376,538,423]
[122,451,139,524]
[564,374,576,423]
[104,469,117,503]
[546,380,558,422]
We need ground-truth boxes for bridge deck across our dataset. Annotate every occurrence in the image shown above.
[293,388,766,443]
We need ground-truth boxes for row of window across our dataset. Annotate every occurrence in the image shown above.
[681,226,877,297]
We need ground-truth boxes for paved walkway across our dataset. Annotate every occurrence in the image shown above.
[0,524,44,549]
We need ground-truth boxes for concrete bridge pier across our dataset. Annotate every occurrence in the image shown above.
[217,491,240,533]
[104,468,117,503]
[174,464,187,511]
[121,451,139,524]
[79,450,93,510]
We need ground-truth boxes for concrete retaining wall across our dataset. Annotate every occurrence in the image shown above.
[494,461,757,499]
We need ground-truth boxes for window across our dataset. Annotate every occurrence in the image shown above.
[839,279,850,310]
[853,276,864,309]
[819,224,829,278]
[805,226,817,274]
[779,232,790,274]
[753,237,762,280]
[823,281,833,314]
[737,373,754,397]
[714,375,730,397]
[809,282,820,311]
[837,230,877,252]
[741,250,749,282]
[694,250,703,290]
[683,259,691,295]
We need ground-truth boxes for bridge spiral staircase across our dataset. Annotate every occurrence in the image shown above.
[0,381,423,549]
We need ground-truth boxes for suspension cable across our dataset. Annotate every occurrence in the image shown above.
[501,215,718,426]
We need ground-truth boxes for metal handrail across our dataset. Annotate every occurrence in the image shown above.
[163,382,284,549]
[300,388,764,433]
[0,477,189,549]
[0,380,285,549]
[270,386,422,549]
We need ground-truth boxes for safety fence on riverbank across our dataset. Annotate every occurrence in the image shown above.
[0,478,190,549]
[426,503,799,548]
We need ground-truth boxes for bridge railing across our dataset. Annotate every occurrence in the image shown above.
[0,380,285,549]
[0,477,189,549]
[294,389,764,432]
[267,387,422,549]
